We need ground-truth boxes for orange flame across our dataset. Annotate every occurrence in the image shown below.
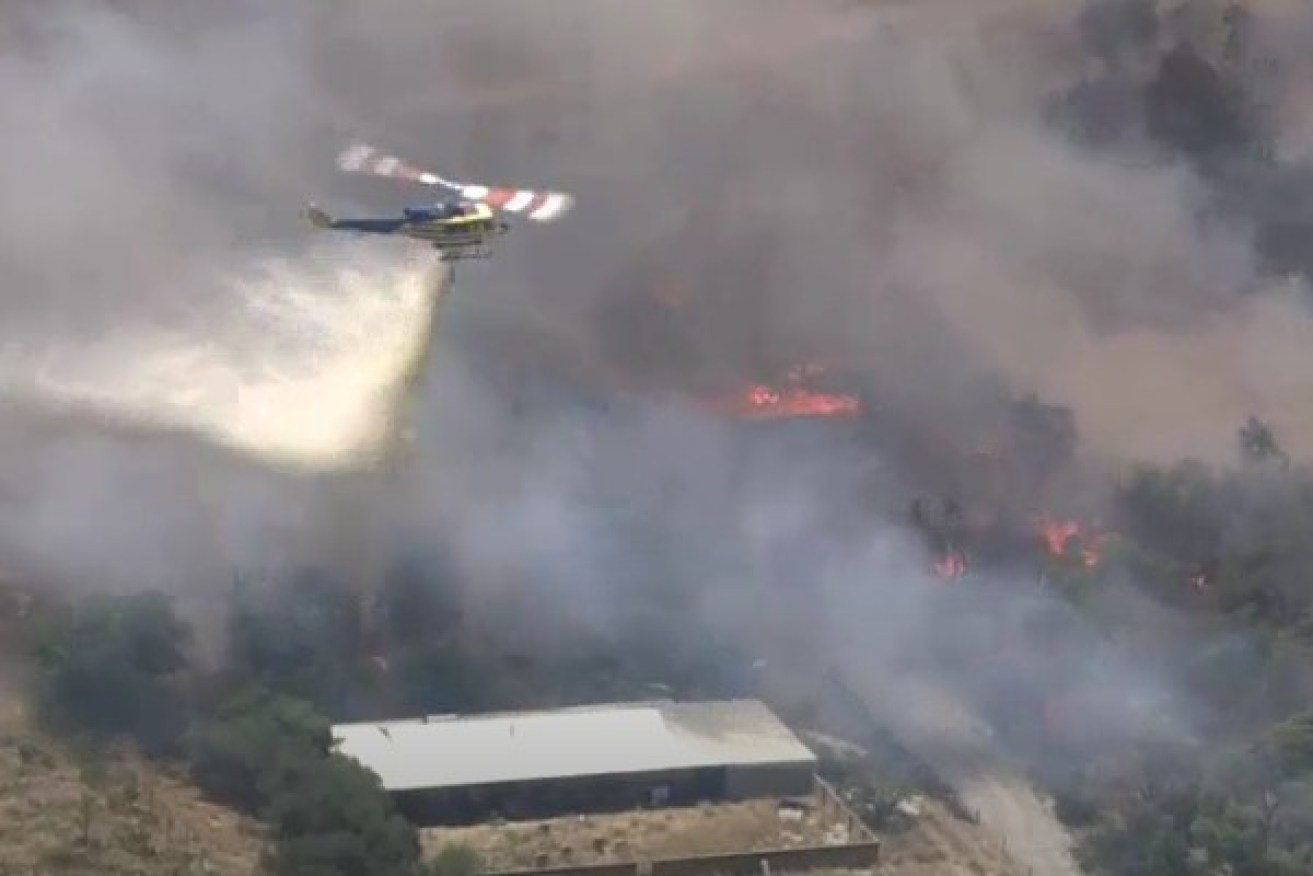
[735,384,861,419]
[1037,517,1110,568]
[652,279,687,309]
[718,363,861,420]
[933,551,967,581]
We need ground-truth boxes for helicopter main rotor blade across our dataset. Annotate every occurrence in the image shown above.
[336,142,460,190]
[469,185,575,223]
[336,142,575,223]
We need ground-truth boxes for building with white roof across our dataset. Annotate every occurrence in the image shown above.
[333,700,818,826]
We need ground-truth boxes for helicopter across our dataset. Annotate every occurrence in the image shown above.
[306,142,575,262]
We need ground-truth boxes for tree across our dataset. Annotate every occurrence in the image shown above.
[1259,712,1313,776]
[393,642,491,715]
[225,571,371,716]
[31,592,192,756]
[1008,394,1078,493]
[1077,792,1193,875]
[380,551,463,649]
[265,753,425,876]
[1115,459,1224,573]
[188,686,333,815]
[1239,416,1287,467]
[375,551,496,714]
[1142,39,1256,163]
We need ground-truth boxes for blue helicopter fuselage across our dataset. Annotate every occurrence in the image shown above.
[402,202,464,223]
[306,198,506,260]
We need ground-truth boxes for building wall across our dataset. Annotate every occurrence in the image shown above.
[646,841,881,876]
[724,761,815,800]
[393,762,814,827]
[395,767,721,827]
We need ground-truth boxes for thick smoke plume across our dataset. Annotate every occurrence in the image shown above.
[4,1,1313,870]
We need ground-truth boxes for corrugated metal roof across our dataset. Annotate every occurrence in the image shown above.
[332,699,817,793]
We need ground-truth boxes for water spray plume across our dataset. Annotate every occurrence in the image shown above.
[0,247,448,473]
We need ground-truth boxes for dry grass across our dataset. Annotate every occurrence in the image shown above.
[0,709,267,876]
[876,798,1021,876]
[423,793,1027,876]
[423,795,855,871]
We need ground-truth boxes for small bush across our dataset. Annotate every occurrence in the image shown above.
[429,843,484,876]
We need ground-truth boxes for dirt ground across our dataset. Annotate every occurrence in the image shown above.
[841,675,1082,876]
[875,798,1025,876]
[423,796,856,870]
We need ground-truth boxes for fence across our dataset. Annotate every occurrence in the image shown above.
[488,779,881,876]
[812,776,877,843]
[646,841,882,876]
[488,841,882,876]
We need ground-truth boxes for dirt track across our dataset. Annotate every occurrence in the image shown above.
[876,797,1019,876]
[846,675,1081,876]
[956,772,1081,876]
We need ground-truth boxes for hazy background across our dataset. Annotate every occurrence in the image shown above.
[3,6,1313,866]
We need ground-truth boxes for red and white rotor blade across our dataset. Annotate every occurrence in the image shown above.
[336,142,458,190]
[336,142,575,223]
[455,184,575,223]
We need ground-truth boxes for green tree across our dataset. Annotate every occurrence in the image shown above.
[265,752,425,876]
[31,591,191,756]
[188,686,333,815]
[1077,792,1194,875]
[1238,712,1313,855]
[1115,459,1224,571]
[1259,711,1313,775]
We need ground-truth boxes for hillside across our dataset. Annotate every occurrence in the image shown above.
[0,702,265,875]
[0,683,1028,876]
[867,798,1020,875]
